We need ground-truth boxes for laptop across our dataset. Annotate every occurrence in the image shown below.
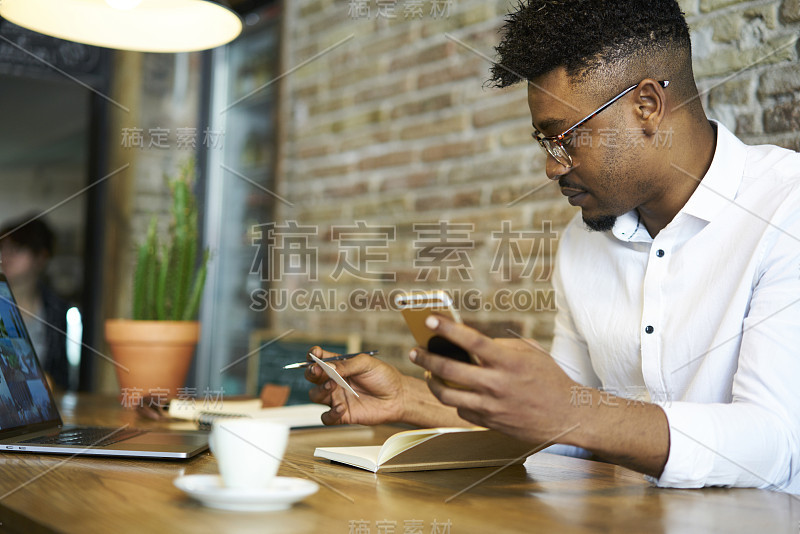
[0,274,208,459]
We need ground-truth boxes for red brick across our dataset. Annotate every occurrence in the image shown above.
[355,76,413,103]
[331,109,387,133]
[324,181,369,198]
[414,189,482,211]
[500,124,534,147]
[763,98,800,133]
[453,190,483,208]
[390,42,455,71]
[391,93,454,119]
[462,27,504,50]
[296,143,335,159]
[448,157,522,185]
[399,114,466,140]
[417,57,484,90]
[352,196,409,217]
[358,150,415,170]
[293,121,334,140]
[379,171,438,192]
[362,30,418,56]
[331,65,383,90]
[310,163,355,178]
[421,139,490,162]
[309,95,354,116]
[340,131,392,152]
[473,96,530,128]
[292,83,322,99]
[293,205,343,222]
[420,5,497,38]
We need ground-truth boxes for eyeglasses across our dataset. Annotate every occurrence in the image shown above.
[531,80,670,167]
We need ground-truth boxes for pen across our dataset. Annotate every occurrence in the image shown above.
[283,351,379,369]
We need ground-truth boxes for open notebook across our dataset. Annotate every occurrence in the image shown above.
[168,398,328,429]
[314,427,536,473]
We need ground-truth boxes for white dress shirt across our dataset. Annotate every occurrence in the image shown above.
[549,121,800,492]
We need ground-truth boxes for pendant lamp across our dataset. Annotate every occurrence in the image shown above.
[0,0,242,53]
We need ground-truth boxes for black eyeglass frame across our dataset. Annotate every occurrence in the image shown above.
[531,79,670,167]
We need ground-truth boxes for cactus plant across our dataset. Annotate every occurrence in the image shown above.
[132,159,209,321]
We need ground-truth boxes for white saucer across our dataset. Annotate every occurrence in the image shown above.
[174,474,319,512]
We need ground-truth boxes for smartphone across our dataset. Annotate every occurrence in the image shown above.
[394,290,478,365]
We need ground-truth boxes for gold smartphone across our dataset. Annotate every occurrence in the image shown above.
[394,290,479,365]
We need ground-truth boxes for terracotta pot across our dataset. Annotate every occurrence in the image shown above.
[105,319,200,402]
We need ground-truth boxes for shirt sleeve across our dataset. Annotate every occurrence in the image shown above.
[549,219,602,388]
[653,197,800,492]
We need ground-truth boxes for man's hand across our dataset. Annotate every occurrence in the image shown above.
[305,347,407,426]
[410,315,670,477]
[305,346,469,428]
[410,317,580,445]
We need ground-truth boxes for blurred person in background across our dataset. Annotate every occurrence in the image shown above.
[0,215,70,390]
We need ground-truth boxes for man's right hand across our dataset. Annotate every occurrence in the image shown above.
[305,346,408,426]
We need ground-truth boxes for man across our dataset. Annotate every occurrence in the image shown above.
[306,0,800,492]
[0,216,71,390]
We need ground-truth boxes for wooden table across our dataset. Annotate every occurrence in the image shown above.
[0,394,797,533]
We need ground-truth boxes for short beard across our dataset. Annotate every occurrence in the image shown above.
[583,214,617,232]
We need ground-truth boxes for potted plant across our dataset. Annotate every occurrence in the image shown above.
[105,160,209,403]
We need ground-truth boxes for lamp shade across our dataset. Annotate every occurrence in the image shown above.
[0,0,242,53]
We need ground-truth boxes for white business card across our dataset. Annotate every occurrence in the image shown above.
[310,354,360,398]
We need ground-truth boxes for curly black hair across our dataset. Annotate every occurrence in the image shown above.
[490,0,691,88]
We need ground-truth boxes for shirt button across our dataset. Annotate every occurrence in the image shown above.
[645,325,655,334]
[656,249,665,257]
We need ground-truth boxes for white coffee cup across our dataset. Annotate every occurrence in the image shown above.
[209,419,289,489]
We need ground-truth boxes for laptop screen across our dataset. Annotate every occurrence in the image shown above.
[0,277,60,432]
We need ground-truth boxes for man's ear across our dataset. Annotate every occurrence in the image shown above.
[636,79,667,136]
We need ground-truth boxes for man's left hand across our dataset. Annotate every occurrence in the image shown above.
[409,314,581,446]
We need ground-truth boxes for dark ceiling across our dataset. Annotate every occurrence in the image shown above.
[0,74,88,169]
[229,0,274,15]
[0,0,276,169]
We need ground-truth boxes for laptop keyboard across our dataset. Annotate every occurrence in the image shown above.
[21,427,147,448]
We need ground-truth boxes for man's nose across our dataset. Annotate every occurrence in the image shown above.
[545,155,572,180]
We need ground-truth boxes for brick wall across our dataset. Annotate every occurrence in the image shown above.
[271,0,799,376]
[685,0,800,149]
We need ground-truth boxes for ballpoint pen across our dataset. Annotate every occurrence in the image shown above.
[283,351,379,369]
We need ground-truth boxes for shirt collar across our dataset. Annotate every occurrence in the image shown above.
[611,120,746,242]
[612,210,649,243]
[679,120,746,222]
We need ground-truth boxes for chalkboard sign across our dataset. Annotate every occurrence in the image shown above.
[246,330,360,405]
[0,19,107,85]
